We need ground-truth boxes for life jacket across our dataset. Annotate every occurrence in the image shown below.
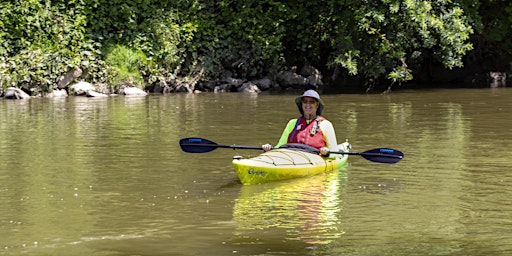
[287,116,326,149]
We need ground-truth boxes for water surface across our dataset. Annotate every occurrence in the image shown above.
[1,88,511,255]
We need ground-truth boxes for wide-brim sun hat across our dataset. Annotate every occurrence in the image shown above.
[295,89,325,116]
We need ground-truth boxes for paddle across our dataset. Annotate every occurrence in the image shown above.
[179,137,262,153]
[341,148,403,164]
[179,137,404,164]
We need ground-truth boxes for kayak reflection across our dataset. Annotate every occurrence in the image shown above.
[233,167,349,246]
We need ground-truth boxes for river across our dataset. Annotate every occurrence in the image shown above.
[1,88,511,255]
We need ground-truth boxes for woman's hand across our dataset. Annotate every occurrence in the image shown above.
[319,147,330,156]
[262,144,273,151]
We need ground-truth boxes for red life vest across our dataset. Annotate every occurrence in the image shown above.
[287,117,326,149]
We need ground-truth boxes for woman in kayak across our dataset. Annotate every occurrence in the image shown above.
[262,89,339,156]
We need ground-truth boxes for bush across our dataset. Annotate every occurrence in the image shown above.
[104,45,149,89]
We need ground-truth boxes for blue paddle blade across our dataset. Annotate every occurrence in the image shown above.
[359,148,404,164]
[179,137,218,153]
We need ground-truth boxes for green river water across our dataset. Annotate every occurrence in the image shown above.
[1,88,511,255]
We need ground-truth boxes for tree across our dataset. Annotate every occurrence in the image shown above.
[2,0,509,94]
[327,0,474,91]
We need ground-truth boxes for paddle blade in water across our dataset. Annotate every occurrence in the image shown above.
[179,137,218,153]
[360,148,404,164]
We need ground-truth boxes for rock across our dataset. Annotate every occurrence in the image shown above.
[276,71,309,89]
[299,64,319,77]
[120,87,147,96]
[152,81,166,93]
[58,66,83,89]
[4,87,30,99]
[70,81,95,96]
[95,83,112,95]
[238,82,261,93]
[490,72,506,88]
[222,77,244,87]
[86,90,108,97]
[214,84,232,93]
[251,77,272,90]
[46,89,68,98]
[307,74,324,86]
[300,64,324,87]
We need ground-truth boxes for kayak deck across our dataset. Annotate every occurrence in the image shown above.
[232,142,350,185]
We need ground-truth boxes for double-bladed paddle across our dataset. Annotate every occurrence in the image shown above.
[179,137,404,164]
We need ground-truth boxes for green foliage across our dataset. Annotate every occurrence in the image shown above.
[0,0,104,93]
[1,0,510,93]
[104,44,149,88]
[329,0,474,88]
[84,0,204,83]
[194,0,288,78]
[468,0,512,54]
[126,10,197,84]
[388,66,413,84]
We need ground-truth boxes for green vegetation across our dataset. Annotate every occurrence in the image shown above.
[0,0,511,94]
[104,45,149,87]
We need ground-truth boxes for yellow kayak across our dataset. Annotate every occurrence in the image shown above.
[232,142,351,185]
[180,137,401,184]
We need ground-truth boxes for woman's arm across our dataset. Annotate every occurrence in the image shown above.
[275,119,297,148]
[320,120,340,152]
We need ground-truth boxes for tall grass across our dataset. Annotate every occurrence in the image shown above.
[104,45,149,88]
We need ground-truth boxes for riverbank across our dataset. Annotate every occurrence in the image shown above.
[2,62,509,100]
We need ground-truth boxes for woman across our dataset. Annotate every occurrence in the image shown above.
[262,90,339,156]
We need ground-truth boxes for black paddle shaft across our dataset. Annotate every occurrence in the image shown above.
[179,137,261,153]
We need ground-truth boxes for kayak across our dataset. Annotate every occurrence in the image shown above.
[180,137,401,185]
[232,142,351,185]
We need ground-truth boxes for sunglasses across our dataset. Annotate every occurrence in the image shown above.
[301,99,318,104]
